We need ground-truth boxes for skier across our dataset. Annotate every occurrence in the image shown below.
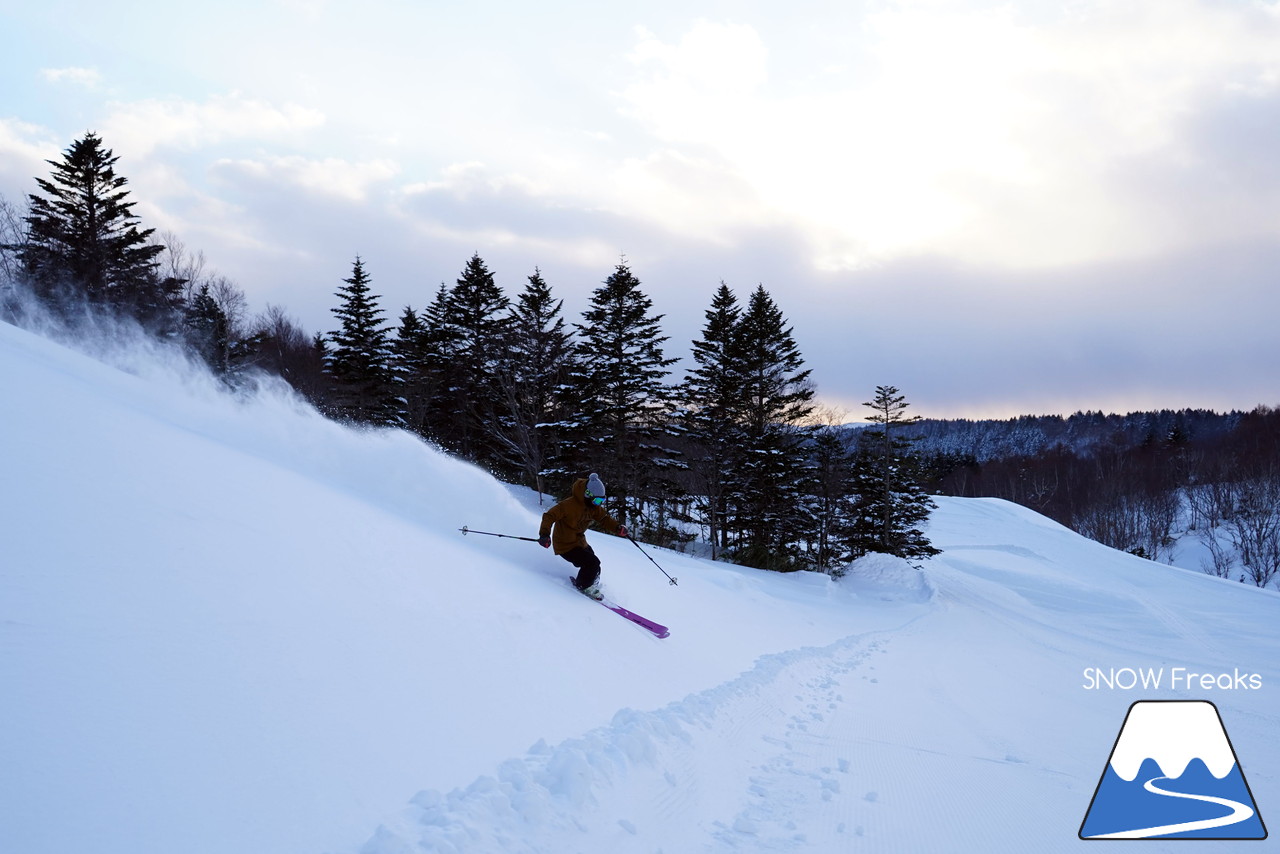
[539,472,628,600]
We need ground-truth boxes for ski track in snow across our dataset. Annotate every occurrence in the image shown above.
[360,587,1084,854]
[359,592,1075,854]
[360,630,911,854]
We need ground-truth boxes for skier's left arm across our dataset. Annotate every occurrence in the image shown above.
[595,508,627,538]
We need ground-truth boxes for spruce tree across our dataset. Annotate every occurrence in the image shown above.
[807,424,858,574]
[731,284,815,570]
[678,282,745,559]
[568,260,677,526]
[325,256,398,425]
[845,385,940,560]
[407,282,464,447]
[496,268,578,497]
[436,253,511,466]
[311,332,335,409]
[391,305,433,435]
[20,132,178,326]
[183,283,231,375]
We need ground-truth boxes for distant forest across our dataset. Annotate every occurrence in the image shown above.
[880,408,1280,587]
[2,132,1276,588]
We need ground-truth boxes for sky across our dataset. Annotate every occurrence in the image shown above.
[2,0,1279,419]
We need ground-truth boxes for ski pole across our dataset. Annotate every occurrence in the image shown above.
[626,533,678,586]
[458,526,541,543]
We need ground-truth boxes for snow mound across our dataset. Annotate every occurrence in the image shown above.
[841,552,936,603]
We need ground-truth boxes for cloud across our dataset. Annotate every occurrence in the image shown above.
[624,20,769,138]
[616,14,1041,268]
[0,119,63,199]
[615,3,1280,273]
[40,67,102,89]
[791,235,1280,419]
[99,93,325,157]
[213,155,399,203]
[396,161,655,271]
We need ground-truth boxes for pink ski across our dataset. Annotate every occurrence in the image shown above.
[599,598,670,639]
[570,577,670,638]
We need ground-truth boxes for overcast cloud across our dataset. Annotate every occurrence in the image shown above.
[2,0,1277,419]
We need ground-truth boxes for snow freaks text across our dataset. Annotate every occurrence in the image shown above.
[1082,667,1263,691]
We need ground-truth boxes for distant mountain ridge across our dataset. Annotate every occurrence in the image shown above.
[844,408,1244,464]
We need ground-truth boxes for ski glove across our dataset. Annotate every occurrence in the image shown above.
[538,536,551,548]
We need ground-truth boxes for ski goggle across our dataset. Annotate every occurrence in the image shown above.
[585,491,605,507]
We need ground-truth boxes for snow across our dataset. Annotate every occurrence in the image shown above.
[839,552,936,603]
[2,318,1277,853]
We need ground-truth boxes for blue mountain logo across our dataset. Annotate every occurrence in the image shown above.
[1080,700,1267,840]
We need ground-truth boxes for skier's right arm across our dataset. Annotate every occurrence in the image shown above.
[538,503,563,546]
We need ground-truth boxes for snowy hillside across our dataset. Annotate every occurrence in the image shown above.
[2,319,1277,853]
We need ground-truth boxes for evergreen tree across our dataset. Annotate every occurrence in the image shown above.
[678,282,745,559]
[311,332,335,408]
[730,284,815,570]
[389,305,422,431]
[495,268,578,497]
[183,284,231,375]
[568,261,677,525]
[845,385,940,560]
[403,281,464,446]
[806,424,857,574]
[325,256,398,425]
[436,253,511,466]
[19,132,178,327]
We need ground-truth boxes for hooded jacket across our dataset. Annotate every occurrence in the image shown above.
[539,477,621,555]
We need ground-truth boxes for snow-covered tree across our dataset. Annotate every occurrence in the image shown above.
[805,422,858,574]
[567,261,677,524]
[730,284,815,570]
[325,256,398,426]
[495,268,578,497]
[391,304,433,436]
[411,282,464,444]
[183,284,231,375]
[846,385,939,560]
[434,254,512,466]
[678,282,745,559]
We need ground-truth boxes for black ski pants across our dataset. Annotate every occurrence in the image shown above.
[561,545,601,589]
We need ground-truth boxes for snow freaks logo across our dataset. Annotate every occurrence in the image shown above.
[1080,701,1267,840]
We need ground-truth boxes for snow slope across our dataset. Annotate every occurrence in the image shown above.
[1,319,1276,853]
